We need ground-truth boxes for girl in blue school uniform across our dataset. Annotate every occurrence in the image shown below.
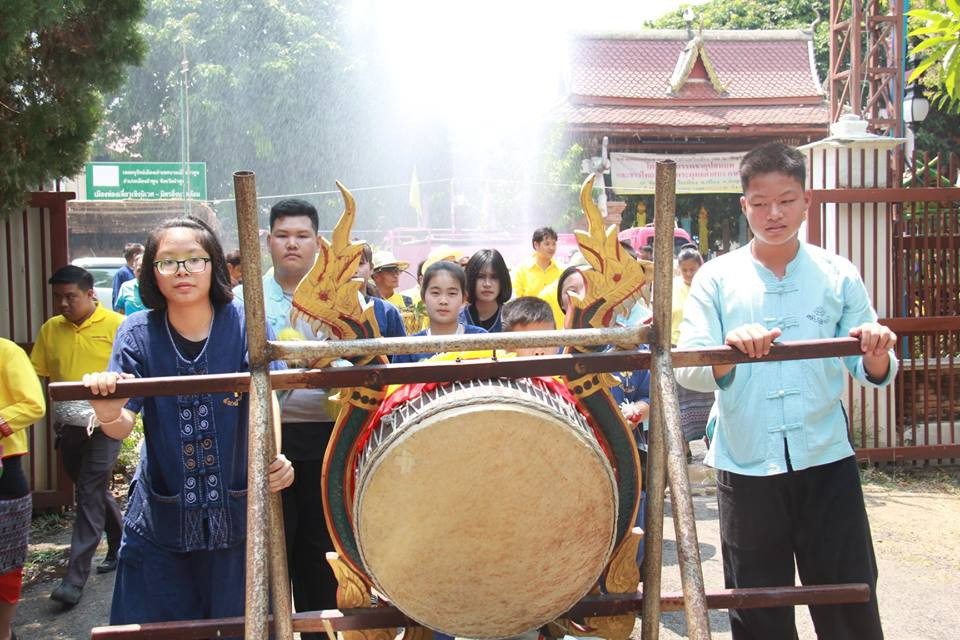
[82,217,293,626]
[392,261,486,364]
[459,249,512,333]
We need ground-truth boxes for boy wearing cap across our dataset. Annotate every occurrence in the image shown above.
[370,250,412,311]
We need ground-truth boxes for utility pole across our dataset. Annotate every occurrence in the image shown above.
[179,40,191,213]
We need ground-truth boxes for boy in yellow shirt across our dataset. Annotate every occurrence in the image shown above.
[511,227,560,298]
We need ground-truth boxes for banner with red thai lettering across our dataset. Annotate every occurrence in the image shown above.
[610,152,746,195]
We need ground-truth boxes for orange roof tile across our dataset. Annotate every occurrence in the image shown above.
[563,30,827,131]
[570,30,823,101]
[558,103,829,129]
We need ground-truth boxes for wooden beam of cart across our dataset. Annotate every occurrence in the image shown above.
[273,323,651,359]
[50,337,865,401]
[89,583,870,640]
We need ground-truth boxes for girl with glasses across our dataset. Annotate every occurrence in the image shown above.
[82,217,293,629]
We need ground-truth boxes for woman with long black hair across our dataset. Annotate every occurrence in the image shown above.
[460,249,512,332]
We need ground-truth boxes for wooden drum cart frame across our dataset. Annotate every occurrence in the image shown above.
[53,162,870,640]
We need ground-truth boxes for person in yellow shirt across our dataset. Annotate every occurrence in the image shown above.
[30,265,125,607]
[670,244,710,456]
[371,250,411,309]
[511,227,560,299]
[0,338,46,638]
[670,244,704,345]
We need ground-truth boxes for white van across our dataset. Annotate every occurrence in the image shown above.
[71,257,127,307]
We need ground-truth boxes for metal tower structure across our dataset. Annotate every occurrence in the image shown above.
[829,0,905,137]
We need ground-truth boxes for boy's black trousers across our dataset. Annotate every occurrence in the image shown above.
[716,454,883,640]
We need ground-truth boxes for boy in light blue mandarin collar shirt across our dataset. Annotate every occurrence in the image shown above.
[676,142,895,640]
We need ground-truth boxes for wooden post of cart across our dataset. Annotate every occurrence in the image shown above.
[234,171,294,640]
[641,160,711,640]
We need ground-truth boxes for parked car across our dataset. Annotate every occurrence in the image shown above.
[618,224,694,257]
[71,257,127,307]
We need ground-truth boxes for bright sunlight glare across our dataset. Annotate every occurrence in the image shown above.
[357,0,708,133]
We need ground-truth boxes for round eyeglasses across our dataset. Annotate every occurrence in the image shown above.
[154,257,211,275]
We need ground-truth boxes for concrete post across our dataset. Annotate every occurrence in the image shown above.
[800,115,905,448]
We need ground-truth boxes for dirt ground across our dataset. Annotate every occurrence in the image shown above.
[646,477,960,639]
[12,460,960,640]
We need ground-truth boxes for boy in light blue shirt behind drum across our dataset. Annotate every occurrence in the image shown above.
[676,142,895,640]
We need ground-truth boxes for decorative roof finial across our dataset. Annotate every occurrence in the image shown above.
[683,7,695,40]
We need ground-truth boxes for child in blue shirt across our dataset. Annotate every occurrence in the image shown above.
[393,261,485,364]
[676,142,895,640]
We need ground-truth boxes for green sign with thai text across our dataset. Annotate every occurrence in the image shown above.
[85,162,207,200]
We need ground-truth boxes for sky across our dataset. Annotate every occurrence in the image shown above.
[331,0,715,228]
[353,0,711,131]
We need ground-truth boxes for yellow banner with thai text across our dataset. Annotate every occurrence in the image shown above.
[610,152,746,195]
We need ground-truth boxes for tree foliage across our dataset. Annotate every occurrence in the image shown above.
[646,0,830,80]
[0,0,146,212]
[93,0,372,206]
[908,0,960,113]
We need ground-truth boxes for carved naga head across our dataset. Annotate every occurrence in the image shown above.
[289,182,381,348]
[567,174,653,330]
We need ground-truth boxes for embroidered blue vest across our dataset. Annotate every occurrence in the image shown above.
[110,301,280,552]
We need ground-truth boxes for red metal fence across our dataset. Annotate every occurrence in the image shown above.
[805,146,960,462]
[1,191,74,508]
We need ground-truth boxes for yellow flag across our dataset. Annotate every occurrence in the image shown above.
[409,167,423,226]
[698,206,709,255]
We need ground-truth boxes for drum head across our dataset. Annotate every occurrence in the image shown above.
[354,383,618,638]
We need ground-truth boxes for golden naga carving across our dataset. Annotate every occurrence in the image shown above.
[327,551,431,640]
[603,527,644,594]
[326,552,394,640]
[585,528,644,640]
[289,181,381,367]
[568,174,654,331]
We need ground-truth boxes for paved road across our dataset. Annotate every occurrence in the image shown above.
[14,536,114,640]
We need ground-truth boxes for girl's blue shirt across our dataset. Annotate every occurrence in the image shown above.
[109,300,284,552]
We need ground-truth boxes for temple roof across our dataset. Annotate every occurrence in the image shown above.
[563,29,829,134]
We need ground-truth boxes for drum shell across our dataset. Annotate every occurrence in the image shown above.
[353,379,618,639]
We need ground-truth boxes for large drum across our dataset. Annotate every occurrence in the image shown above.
[351,377,619,638]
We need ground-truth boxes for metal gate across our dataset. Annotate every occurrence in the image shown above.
[0,191,74,508]
[806,149,960,462]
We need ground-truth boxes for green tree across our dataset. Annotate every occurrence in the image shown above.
[0,0,146,213]
[903,0,960,163]
[646,0,830,79]
[93,1,372,207]
[907,0,960,112]
[538,126,585,230]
